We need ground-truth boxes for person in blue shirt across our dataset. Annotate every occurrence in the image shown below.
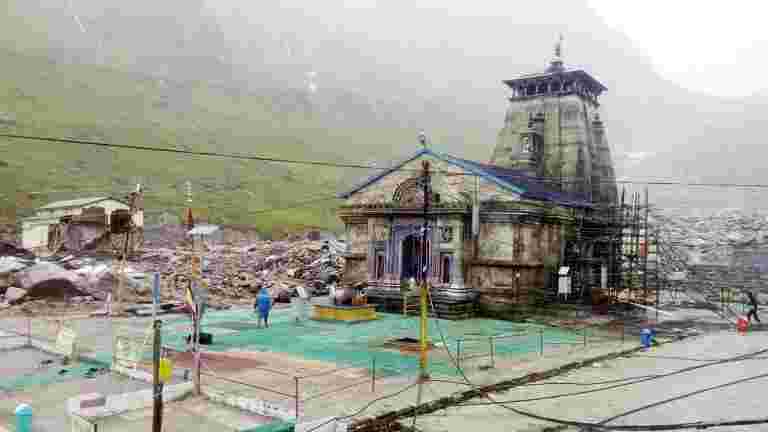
[255,286,273,328]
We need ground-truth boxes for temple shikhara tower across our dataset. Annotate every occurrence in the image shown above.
[337,38,620,318]
[492,36,618,207]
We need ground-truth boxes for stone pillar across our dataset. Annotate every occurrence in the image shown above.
[451,224,465,289]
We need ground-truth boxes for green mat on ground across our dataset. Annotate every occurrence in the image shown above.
[0,358,109,392]
[241,420,294,432]
[159,310,584,377]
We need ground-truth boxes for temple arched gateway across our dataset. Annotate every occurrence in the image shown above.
[337,41,618,319]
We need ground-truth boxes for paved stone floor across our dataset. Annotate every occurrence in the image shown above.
[0,373,150,432]
[93,397,273,432]
[409,328,768,432]
[1,302,743,432]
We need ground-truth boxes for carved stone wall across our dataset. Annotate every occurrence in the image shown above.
[469,221,562,310]
[345,154,519,207]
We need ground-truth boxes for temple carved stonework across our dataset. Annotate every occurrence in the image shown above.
[491,39,618,207]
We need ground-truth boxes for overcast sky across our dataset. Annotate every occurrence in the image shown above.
[587,0,768,98]
[211,0,767,98]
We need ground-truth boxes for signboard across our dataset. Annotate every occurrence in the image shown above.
[113,336,142,369]
[113,324,152,370]
[557,267,571,298]
[56,327,77,358]
[601,265,608,290]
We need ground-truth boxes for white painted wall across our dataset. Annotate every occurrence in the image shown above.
[22,199,133,250]
[22,222,50,249]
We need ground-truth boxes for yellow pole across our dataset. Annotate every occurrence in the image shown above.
[419,281,429,378]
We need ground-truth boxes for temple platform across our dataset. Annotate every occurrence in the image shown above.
[311,304,378,322]
[365,288,479,320]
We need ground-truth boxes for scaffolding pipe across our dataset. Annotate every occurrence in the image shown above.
[643,187,649,299]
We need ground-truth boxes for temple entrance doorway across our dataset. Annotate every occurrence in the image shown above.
[401,234,430,283]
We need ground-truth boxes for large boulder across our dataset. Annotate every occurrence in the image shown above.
[0,241,34,259]
[15,262,86,300]
[4,287,27,304]
[75,265,144,301]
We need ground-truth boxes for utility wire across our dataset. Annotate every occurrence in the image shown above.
[418,283,768,431]
[303,382,420,432]
[4,132,768,189]
[595,372,768,428]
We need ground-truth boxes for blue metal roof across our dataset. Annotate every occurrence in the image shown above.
[337,148,431,199]
[443,156,592,208]
[338,147,592,208]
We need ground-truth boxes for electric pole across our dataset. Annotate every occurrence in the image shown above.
[419,159,431,380]
[412,156,431,431]
[183,179,201,395]
[152,319,163,432]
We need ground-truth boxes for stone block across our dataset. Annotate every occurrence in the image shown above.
[79,393,106,409]
[4,287,27,304]
[296,417,348,432]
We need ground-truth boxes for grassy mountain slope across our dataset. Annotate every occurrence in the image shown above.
[0,1,494,234]
[0,47,385,233]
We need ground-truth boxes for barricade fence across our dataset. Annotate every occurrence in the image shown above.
[0,316,644,423]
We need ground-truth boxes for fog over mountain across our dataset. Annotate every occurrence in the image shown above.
[3,0,765,215]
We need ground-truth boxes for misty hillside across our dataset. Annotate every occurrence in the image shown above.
[0,0,764,231]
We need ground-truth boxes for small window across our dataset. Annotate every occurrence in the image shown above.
[375,251,386,280]
[440,253,452,285]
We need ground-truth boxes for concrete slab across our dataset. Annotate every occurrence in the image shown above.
[0,373,150,432]
[93,397,274,432]
[411,330,768,431]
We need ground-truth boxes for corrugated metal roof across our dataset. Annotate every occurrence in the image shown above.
[445,156,592,208]
[38,197,123,210]
[188,224,220,236]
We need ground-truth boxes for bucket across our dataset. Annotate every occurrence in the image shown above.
[737,316,749,333]
[15,404,32,432]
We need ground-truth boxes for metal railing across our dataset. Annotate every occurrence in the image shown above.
[452,321,629,370]
[199,356,380,423]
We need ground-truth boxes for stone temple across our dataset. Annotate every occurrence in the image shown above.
[336,40,619,318]
[492,39,617,206]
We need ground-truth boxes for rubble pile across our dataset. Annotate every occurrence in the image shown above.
[652,208,768,305]
[652,209,768,266]
[132,239,345,302]
[0,224,344,314]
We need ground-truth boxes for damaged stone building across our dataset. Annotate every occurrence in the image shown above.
[21,195,144,254]
[337,43,619,318]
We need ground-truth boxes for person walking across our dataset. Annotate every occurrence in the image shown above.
[746,289,761,324]
[256,286,273,328]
